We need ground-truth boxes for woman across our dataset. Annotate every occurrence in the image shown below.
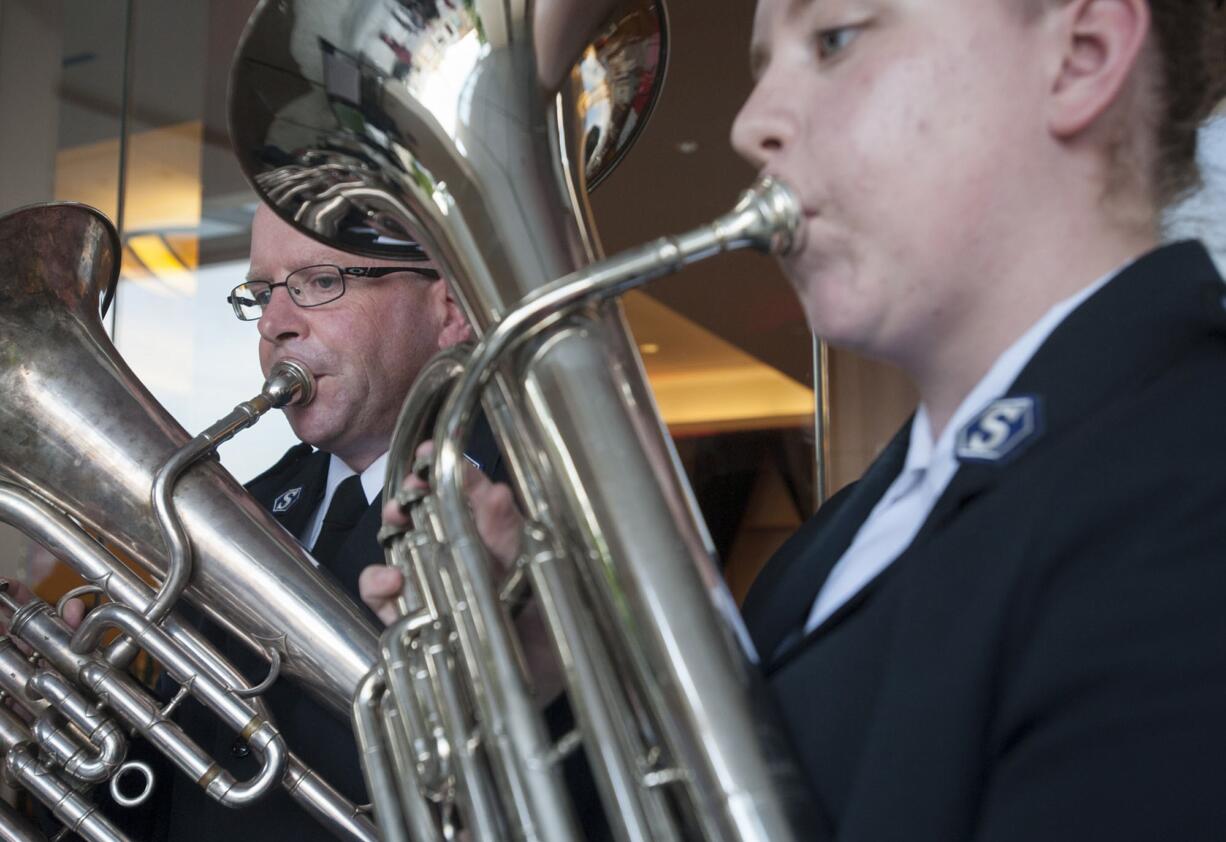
[366,0,1226,838]
[730,0,1226,839]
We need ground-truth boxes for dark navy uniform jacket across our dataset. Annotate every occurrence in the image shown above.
[743,242,1226,842]
[101,424,503,841]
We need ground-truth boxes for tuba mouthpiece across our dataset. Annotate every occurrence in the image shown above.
[264,359,315,408]
[735,176,807,258]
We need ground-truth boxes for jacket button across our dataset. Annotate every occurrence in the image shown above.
[231,737,250,758]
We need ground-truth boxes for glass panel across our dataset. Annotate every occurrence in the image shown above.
[107,0,290,485]
[0,0,131,585]
[0,0,289,596]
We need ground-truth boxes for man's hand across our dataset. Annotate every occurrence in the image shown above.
[358,566,406,627]
[359,442,567,703]
[359,442,525,625]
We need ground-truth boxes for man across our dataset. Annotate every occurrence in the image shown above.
[107,204,501,841]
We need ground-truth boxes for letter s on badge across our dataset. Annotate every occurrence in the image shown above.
[955,396,1044,465]
[273,486,303,513]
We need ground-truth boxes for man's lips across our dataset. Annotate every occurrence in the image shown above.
[270,355,330,378]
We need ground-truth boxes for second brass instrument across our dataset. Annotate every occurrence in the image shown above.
[0,202,379,841]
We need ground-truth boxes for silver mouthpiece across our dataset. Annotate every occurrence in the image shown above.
[734,176,807,258]
[264,359,316,408]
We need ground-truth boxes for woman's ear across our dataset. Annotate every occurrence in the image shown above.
[433,280,474,349]
[1045,0,1150,138]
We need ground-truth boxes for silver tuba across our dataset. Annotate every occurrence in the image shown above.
[232,1,816,841]
[0,202,380,841]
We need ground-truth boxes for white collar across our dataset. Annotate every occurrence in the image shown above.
[324,451,389,506]
[905,263,1125,474]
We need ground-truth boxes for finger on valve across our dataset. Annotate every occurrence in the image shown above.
[358,565,406,627]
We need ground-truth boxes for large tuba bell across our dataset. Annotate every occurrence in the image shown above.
[232,1,815,840]
[0,202,380,841]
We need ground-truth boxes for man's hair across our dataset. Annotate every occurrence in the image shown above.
[1014,0,1226,206]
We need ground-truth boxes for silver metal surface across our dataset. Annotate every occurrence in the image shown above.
[0,483,378,842]
[0,202,383,840]
[110,761,155,808]
[0,202,377,713]
[428,178,810,842]
[0,704,133,842]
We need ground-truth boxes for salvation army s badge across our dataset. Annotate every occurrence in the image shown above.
[955,396,1044,465]
[272,486,303,513]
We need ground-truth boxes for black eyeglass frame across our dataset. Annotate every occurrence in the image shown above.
[226,264,442,321]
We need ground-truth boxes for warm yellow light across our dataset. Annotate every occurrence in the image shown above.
[651,365,814,434]
[624,292,814,434]
[53,122,203,231]
[125,234,197,297]
[55,122,203,297]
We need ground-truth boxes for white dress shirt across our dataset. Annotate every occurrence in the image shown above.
[301,451,388,553]
[803,267,1124,634]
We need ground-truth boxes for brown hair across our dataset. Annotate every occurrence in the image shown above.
[1018,0,1226,205]
[1147,1,1226,202]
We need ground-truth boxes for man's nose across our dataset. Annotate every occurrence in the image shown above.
[730,71,795,170]
[256,286,305,342]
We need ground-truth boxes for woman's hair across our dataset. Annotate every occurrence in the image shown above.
[1018,0,1226,206]
[1146,1,1226,203]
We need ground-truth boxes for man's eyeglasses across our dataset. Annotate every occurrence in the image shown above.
[227,264,441,321]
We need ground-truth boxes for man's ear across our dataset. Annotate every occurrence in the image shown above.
[1045,0,1150,138]
[433,281,474,349]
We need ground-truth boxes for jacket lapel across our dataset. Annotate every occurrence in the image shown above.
[744,424,911,668]
[247,446,330,542]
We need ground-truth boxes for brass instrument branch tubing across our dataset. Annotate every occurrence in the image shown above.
[71,602,287,806]
[428,177,801,841]
[0,705,134,842]
[28,670,127,782]
[517,525,678,842]
[8,596,282,809]
[379,624,447,811]
[280,756,380,842]
[0,483,376,842]
[0,637,126,784]
[403,494,509,840]
[141,358,315,637]
[353,668,412,842]
[379,696,440,842]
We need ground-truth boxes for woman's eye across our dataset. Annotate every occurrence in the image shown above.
[816,26,859,60]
